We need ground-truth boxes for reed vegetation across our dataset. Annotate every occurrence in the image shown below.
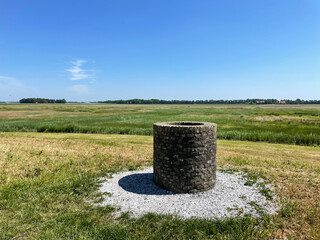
[1,104,320,146]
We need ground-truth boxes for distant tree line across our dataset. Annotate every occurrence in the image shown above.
[19,98,66,103]
[98,98,320,104]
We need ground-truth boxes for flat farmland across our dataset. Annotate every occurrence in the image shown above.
[1,103,320,146]
[0,104,320,239]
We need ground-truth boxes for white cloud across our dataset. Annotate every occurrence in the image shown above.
[0,75,24,88]
[66,59,95,81]
[0,75,37,100]
[67,84,91,95]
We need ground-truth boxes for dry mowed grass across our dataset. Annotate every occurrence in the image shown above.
[0,132,152,181]
[1,103,320,120]
[0,132,319,239]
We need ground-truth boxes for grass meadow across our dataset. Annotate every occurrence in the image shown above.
[1,103,320,146]
[0,104,320,239]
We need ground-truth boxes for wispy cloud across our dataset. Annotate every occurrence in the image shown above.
[0,75,23,87]
[0,75,34,89]
[67,84,91,95]
[0,76,13,80]
[66,59,95,81]
[0,75,37,99]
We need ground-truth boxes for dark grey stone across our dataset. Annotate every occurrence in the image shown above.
[153,121,217,193]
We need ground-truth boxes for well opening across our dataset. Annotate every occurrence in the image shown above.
[153,121,217,193]
[170,122,204,126]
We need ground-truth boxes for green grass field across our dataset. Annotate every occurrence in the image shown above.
[0,104,320,239]
[1,103,320,146]
[0,132,319,239]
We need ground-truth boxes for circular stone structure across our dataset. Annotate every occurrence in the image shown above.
[153,121,217,193]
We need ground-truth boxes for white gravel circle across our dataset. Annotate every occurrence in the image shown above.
[98,167,278,219]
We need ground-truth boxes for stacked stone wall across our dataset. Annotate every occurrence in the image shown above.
[153,121,217,193]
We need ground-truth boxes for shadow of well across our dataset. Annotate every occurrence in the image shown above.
[118,173,175,195]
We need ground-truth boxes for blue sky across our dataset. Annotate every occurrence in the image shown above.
[0,0,319,101]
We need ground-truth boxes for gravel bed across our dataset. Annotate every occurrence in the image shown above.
[98,167,278,219]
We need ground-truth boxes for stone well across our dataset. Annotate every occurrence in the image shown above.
[153,121,217,193]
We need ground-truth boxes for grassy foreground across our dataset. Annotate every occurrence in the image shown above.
[0,132,319,239]
[1,104,320,146]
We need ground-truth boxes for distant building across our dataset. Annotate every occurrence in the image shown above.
[277,100,286,104]
[256,101,265,104]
